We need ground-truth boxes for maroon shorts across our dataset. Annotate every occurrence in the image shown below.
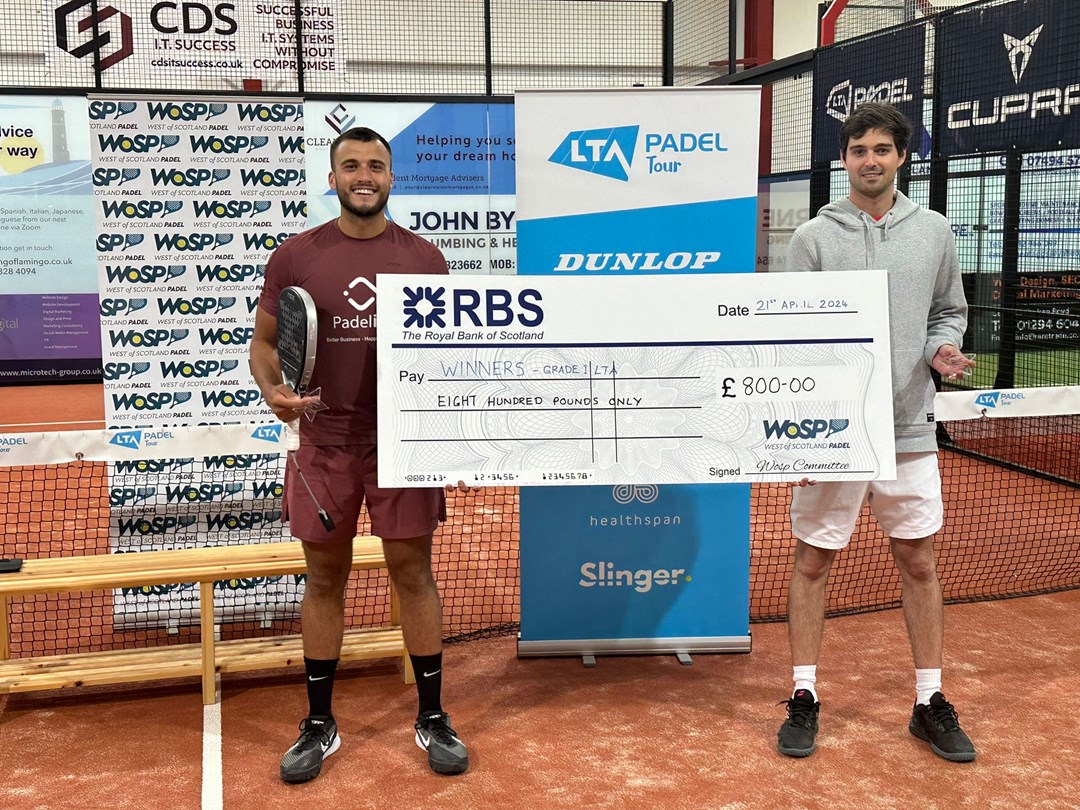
[283,443,445,543]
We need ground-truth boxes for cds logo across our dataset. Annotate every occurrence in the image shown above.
[825,78,914,122]
[549,125,638,181]
[93,167,141,187]
[98,133,181,153]
[150,1,237,35]
[101,199,184,219]
[763,418,849,440]
[193,200,272,219]
[103,361,151,381]
[146,101,228,121]
[105,264,186,284]
[280,199,307,218]
[116,515,198,535]
[203,453,276,470]
[279,135,305,154]
[109,328,188,348]
[195,263,264,283]
[88,100,137,120]
[251,424,283,443]
[403,286,544,328]
[240,168,305,188]
[158,296,237,316]
[160,359,239,379]
[109,486,157,507]
[166,482,245,503]
[154,232,234,251]
[975,392,1001,408]
[55,0,133,71]
[237,103,303,123]
[242,232,295,251]
[199,327,255,345]
[112,391,193,411]
[201,389,262,408]
[324,102,355,133]
[205,510,282,531]
[189,135,270,154]
[100,297,148,318]
[96,233,145,252]
[151,168,230,187]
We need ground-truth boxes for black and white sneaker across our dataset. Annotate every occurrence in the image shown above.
[909,692,976,762]
[280,715,340,783]
[778,689,820,757]
[414,712,469,775]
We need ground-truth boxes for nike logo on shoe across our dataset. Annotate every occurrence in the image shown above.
[422,669,441,678]
[418,732,431,747]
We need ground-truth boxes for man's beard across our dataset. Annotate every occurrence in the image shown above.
[337,186,388,219]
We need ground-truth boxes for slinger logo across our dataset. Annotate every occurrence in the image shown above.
[548,126,639,181]
[1004,25,1043,84]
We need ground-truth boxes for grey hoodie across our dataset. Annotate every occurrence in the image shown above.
[786,190,968,452]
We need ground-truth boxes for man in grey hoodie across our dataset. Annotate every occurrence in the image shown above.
[776,102,977,763]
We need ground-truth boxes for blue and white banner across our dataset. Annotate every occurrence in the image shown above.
[515,87,760,656]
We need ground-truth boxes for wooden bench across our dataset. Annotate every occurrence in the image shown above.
[0,535,412,704]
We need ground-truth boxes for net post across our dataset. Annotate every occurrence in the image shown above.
[200,580,218,704]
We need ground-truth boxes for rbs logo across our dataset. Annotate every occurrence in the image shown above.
[402,286,543,329]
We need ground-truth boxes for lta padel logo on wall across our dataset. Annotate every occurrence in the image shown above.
[55,0,134,71]
[548,126,639,181]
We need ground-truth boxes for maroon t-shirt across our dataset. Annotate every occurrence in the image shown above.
[260,218,448,445]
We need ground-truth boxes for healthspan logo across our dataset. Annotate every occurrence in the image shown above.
[611,484,659,505]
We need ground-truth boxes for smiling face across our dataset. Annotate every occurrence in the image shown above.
[329,137,393,221]
[841,127,906,205]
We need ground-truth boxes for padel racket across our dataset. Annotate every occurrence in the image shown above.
[276,286,334,531]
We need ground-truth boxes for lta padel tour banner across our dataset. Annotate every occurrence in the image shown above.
[514,87,760,657]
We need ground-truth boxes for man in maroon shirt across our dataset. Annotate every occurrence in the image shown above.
[250,127,469,782]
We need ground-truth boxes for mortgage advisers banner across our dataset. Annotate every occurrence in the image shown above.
[304,100,516,274]
[0,96,99,385]
[514,87,759,656]
[939,0,1080,155]
[91,97,299,629]
[46,0,340,89]
[812,24,925,165]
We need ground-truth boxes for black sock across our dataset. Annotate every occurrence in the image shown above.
[304,656,339,719]
[410,652,443,716]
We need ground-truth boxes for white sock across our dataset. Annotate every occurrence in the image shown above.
[793,665,818,701]
[916,668,942,706]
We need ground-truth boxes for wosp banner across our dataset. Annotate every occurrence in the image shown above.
[514,87,759,657]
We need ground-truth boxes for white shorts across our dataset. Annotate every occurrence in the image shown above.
[789,452,943,550]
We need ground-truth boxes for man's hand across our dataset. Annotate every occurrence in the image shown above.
[263,383,320,423]
[791,478,818,488]
[932,345,976,381]
[445,480,477,495]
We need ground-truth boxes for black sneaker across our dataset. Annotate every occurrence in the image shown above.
[778,689,820,757]
[414,712,469,775]
[280,715,341,783]
[909,692,976,762]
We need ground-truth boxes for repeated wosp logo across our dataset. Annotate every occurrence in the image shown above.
[975,392,1001,408]
[104,264,185,284]
[100,297,148,318]
[199,326,255,346]
[151,168,230,187]
[154,232,234,252]
[763,418,849,440]
[403,286,543,329]
[114,458,192,474]
[237,103,302,123]
[201,389,262,408]
[116,515,198,536]
[109,327,189,348]
[158,296,236,316]
[55,0,133,71]
[195,263,265,283]
[147,101,228,121]
[93,167,141,187]
[88,100,137,120]
[280,199,307,218]
[189,135,270,154]
[549,125,638,181]
[205,510,282,531]
[204,453,276,470]
[109,485,157,507]
[101,199,183,220]
[251,424,283,443]
[96,233,145,252]
[240,168,305,188]
[166,482,245,504]
[251,480,284,499]
[825,78,914,122]
[112,391,193,411]
[279,135,305,154]
[160,359,239,379]
[243,231,295,251]
[103,361,151,381]
[193,200,272,219]
[98,133,181,153]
